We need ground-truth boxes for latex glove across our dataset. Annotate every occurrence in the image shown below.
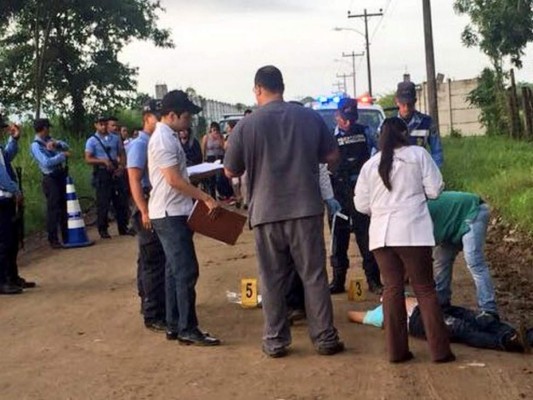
[325,198,342,217]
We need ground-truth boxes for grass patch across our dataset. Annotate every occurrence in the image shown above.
[8,131,533,236]
[442,136,533,234]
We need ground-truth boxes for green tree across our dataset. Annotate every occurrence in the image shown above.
[0,0,173,135]
[454,0,533,135]
[454,0,533,70]
[377,91,397,116]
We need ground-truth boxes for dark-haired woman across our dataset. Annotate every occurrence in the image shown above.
[354,117,454,364]
[201,122,234,201]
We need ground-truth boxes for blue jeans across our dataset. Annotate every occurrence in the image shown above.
[152,216,199,335]
[409,305,514,351]
[433,204,498,313]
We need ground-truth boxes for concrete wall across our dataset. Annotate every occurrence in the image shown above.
[416,78,485,136]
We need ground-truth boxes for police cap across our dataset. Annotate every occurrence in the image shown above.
[338,97,359,122]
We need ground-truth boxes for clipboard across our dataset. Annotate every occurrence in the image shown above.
[187,162,224,183]
[187,200,247,245]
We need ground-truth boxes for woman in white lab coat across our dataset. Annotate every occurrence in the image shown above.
[354,117,455,364]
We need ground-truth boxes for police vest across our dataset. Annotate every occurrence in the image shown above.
[334,124,371,179]
[406,113,433,148]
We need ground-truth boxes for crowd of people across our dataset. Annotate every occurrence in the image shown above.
[1,64,531,361]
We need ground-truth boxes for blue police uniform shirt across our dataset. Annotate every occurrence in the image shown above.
[126,131,150,189]
[30,135,69,175]
[85,132,120,161]
[400,110,444,167]
[0,137,20,198]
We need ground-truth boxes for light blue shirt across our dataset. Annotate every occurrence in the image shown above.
[85,132,121,161]
[0,137,20,197]
[126,131,150,189]
[363,304,384,328]
[30,135,69,175]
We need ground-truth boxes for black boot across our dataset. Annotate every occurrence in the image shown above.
[329,270,346,294]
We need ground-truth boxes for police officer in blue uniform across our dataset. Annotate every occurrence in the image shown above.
[0,115,35,294]
[127,100,166,332]
[85,116,132,239]
[395,81,443,167]
[329,98,383,294]
[30,118,70,249]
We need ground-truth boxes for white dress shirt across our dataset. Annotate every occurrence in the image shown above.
[354,146,443,251]
[148,122,193,219]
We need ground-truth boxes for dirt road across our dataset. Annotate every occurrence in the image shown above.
[1,224,532,400]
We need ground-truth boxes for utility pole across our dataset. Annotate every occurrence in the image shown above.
[342,51,364,97]
[333,81,345,92]
[422,0,439,127]
[336,73,353,95]
[348,8,383,97]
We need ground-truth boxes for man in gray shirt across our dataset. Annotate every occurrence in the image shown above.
[225,65,344,358]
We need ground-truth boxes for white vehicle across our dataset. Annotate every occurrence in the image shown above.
[307,94,386,135]
[219,113,244,136]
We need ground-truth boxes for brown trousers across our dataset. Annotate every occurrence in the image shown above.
[373,246,452,362]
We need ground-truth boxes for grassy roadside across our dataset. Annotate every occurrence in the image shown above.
[441,136,533,235]
[9,131,533,236]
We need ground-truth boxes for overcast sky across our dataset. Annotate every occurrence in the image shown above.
[120,0,533,105]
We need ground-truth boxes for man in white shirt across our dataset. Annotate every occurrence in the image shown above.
[148,90,220,346]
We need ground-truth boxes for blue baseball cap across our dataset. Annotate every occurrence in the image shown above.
[338,98,359,122]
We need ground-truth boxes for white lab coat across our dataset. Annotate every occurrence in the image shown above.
[354,146,443,251]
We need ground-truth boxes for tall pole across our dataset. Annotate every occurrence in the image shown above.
[342,51,364,97]
[348,8,383,97]
[336,73,353,94]
[333,81,345,92]
[422,0,439,127]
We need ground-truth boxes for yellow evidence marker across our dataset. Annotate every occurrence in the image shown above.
[348,278,366,302]
[241,278,258,308]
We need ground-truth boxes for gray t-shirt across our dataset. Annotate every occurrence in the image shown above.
[225,100,337,227]
[148,122,193,219]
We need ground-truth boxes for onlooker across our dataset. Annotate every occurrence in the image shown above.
[0,115,34,294]
[225,65,344,358]
[202,122,233,200]
[85,116,132,238]
[429,191,498,321]
[355,117,454,363]
[395,81,443,167]
[148,90,220,346]
[30,118,70,249]
[178,128,202,167]
[120,125,132,149]
[127,99,166,333]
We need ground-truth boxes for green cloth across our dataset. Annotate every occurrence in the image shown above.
[427,191,482,245]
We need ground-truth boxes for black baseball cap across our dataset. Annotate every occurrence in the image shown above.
[160,90,202,116]
[396,81,417,103]
[142,99,162,116]
[0,114,8,129]
[33,118,53,132]
[338,97,359,122]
